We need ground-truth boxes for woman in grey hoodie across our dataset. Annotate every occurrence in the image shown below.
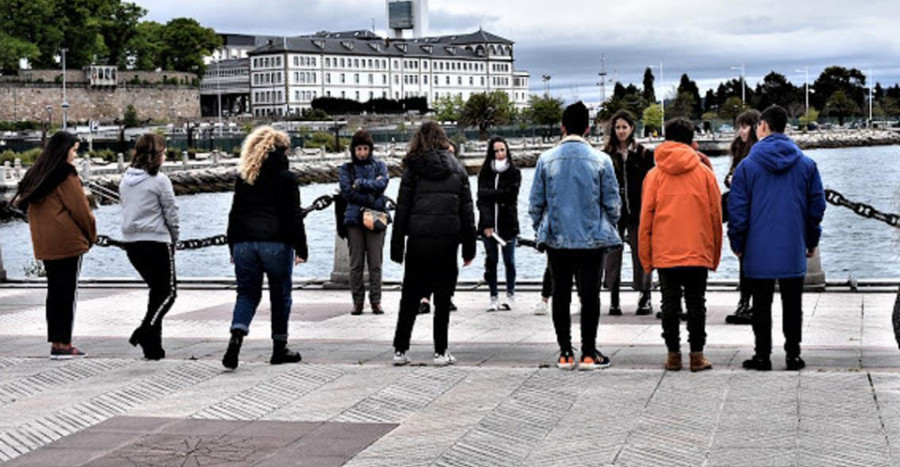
[119,133,179,360]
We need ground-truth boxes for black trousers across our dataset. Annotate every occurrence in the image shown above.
[393,237,459,355]
[658,267,709,353]
[738,258,752,304]
[748,277,805,358]
[44,255,82,344]
[541,264,553,298]
[125,242,177,330]
[547,248,604,355]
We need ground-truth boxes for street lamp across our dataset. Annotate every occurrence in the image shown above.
[649,62,665,138]
[60,48,69,131]
[541,74,551,97]
[216,56,223,135]
[867,68,873,126]
[730,63,746,105]
[794,66,809,116]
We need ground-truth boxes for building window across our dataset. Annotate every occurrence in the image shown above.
[294,56,299,66]
[341,91,346,99]
[458,77,462,85]
[326,73,331,83]
[354,73,359,84]
[424,75,428,84]
[355,91,360,101]
[294,72,299,82]
[469,77,473,86]
[368,74,373,84]
[382,74,387,84]
[326,57,331,67]
[340,58,345,67]
[446,76,450,85]
[341,73,345,83]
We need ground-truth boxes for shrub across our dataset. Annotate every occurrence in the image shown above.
[304,132,348,152]
[123,105,139,128]
[0,147,42,165]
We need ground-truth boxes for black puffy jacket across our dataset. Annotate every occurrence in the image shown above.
[390,148,476,263]
[609,143,655,224]
[227,150,308,259]
[476,161,521,239]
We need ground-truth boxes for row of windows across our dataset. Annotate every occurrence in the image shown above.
[292,56,317,68]
[253,56,282,69]
[293,72,317,84]
[294,90,318,102]
[254,90,284,103]
[253,72,282,85]
[209,68,248,78]
[491,63,511,73]
[492,77,510,87]
[254,54,510,75]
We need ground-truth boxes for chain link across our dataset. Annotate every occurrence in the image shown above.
[825,189,900,228]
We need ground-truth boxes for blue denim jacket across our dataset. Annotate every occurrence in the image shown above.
[529,136,622,250]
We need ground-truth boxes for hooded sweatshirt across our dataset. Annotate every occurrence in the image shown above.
[119,167,180,244]
[727,133,825,279]
[390,148,476,263]
[638,141,722,272]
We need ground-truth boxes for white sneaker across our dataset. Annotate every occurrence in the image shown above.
[393,351,410,366]
[433,352,457,366]
[487,296,499,312]
[501,293,515,310]
[533,300,549,316]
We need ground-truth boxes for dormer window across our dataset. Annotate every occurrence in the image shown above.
[445,46,456,55]
[421,45,433,54]
[313,40,325,49]
[341,41,354,51]
[369,42,380,51]
[396,43,408,53]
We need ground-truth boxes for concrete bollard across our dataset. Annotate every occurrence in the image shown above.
[804,248,826,291]
[327,233,353,288]
[182,151,189,166]
[81,158,91,181]
[13,158,22,179]
[117,153,125,172]
[212,150,220,164]
[0,163,6,183]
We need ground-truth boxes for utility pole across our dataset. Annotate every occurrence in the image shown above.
[731,63,746,105]
[598,54,608,104]
[61,48,69,131]
[541,74,551,97]
[795,66,809,116]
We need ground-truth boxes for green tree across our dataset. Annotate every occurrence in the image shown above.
[126,21,165,70]
[642,103,663,134]
[669,91,697,119]
[798,108,820,129]
[642,67,656,105]
[0,33,40,71]
[525,94,563,132]
[433,94,464,122]
[123,104,139,127]
[676,74,702,119]
[824,90,859,125]
[99,1,147,67]
[755,71,800,112]
[718,96,747,121]
[459,91,512,140]
[812,66,866,110]
[159,18,221,75]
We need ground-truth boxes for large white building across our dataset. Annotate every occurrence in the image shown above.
[247,29,530,117]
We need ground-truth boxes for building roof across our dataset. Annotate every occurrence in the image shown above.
[247,29,514,59]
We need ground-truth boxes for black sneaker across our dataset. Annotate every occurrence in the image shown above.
[556,349,576,370]
[742,355,772,371]
[725,301,753,325]
[578,351,611,371]
[636,292,653,315]
[449,301,458,312]
[270,347,302,365]
[50,345,86,360]
[418,301,431,315]
[608,306,622,316]
[786,356,806,371]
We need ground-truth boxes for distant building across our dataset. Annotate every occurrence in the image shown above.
[246,29,530,117]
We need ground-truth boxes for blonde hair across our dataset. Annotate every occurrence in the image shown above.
[239,126,290,185]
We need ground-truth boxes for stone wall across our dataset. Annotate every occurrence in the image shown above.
[0,84,200,122]
[1,69,196,85]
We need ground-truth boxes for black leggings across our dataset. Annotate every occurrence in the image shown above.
[44,255,82,344]
[125,242,177,330]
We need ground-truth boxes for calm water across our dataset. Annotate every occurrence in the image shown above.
[1,146,898,280]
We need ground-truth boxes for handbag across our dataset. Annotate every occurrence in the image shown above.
[362,208,391,231]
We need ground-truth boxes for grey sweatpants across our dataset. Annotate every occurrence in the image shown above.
[347,226,385,305]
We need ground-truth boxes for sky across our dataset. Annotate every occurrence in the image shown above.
[133,0,900,105]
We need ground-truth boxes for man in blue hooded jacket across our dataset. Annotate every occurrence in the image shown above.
[728,105,826,371]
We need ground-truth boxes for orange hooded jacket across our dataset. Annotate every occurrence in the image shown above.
[638,141,722,272]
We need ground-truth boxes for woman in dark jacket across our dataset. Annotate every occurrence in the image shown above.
[602,110,655,316]
[724,109,760,325]
[390,121,476,366]
[339,129,389,315]
[223,126,308,370]
[13,132,96,359]
[477,137,521,311]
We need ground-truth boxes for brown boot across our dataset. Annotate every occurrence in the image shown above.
[665,352,682,371]
[690,352,712,372]
[371,303,384,315]
[351,302,363,315]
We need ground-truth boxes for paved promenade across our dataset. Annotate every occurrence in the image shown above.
[0,285,898,466]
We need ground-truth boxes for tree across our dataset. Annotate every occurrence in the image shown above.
[526,94,563,132]
[703,89,716,113]
[824,90,859,125]
[459,91,512,139]
[433,94,465,122]
[126,21,165,70]
[718,96,746,121]
[642,103,663,134]
[123,104,139,128]
[669,91,697,119]
[0,33,40,71]
[755,71,800,112]
[812,66,866,111]
[100,1,147,67]
[676,73,703,119]
[159,18,221,75]
[612,82,627,100]
[798,108,820,129]
[642,67,656,105]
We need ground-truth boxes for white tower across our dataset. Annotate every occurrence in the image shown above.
[387,0,429,39]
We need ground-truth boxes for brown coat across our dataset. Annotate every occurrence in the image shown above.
[27,174,97,260]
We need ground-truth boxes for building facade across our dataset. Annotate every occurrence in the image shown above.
[246,29,530,117]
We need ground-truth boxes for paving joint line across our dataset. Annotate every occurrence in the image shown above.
[700,371,735,467]
[610,367,667,464]
[868,372,897,465]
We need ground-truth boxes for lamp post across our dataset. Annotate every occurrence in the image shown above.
[649,62,665,138]
[794,66,809,116]
[541,74,551,97]
[61,48,69,131]
[868,68,874,127]
[731,63,746,105]
[216,56,223,135]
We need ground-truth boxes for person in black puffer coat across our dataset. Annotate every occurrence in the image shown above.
[223,126,308,370]
[477,137,521,311]
[390,121,476,367]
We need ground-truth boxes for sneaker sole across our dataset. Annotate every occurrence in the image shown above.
[557,362,575,370]
[50,355,77,360]
[579,361,611,370]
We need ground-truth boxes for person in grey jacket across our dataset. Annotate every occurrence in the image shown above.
[119,133,179,360]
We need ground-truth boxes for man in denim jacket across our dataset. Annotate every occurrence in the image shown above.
[529,101,622,371]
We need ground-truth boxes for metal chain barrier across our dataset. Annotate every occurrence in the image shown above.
[825,189,900,229]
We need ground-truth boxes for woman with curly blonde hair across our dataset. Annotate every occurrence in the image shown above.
[223,126,308,370]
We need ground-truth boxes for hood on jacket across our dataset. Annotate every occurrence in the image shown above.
[260,148,290,174]
[123,167,150,186]
[654,141,700,175]
[408,149,454,181]
[751,133,803,174]
[350,151,375,166]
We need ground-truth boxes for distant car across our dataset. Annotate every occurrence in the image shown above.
[718,124,734,133]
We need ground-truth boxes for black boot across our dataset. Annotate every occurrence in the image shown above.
[270,340,302,365]
[725,299,753,325]
[143,326,166,360]
[636,291,653,316]
[608,288,622,316]
[222,329,245,370]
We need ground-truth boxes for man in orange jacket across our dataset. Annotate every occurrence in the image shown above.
[639,118,722,372]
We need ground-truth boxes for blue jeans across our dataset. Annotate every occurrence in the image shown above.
[482,236,516,297]
[231,242,294,341]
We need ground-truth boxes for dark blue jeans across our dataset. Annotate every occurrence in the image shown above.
[482,236,516,297]
[231,242,294,341]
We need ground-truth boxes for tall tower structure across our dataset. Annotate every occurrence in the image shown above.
[387,0,429,38]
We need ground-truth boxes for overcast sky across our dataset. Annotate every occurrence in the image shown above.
[134,0,899,104]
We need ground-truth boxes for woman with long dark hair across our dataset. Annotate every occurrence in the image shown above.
[477,137,521,311]
[724,109,761,325]
[222,126,308,370]
[13,132,96,359]
[390,121,476,366]
[602,110,655,315]
[119,133,180,359]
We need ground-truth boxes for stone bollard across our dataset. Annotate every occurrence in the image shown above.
[182,151,189,166]
[13,158,22,179]
[327,233,354,288]
[81,158,92,181]
[804,248,826,291]
[212,150,220,165]
[0,162,7,183]
[117,153,125,172]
